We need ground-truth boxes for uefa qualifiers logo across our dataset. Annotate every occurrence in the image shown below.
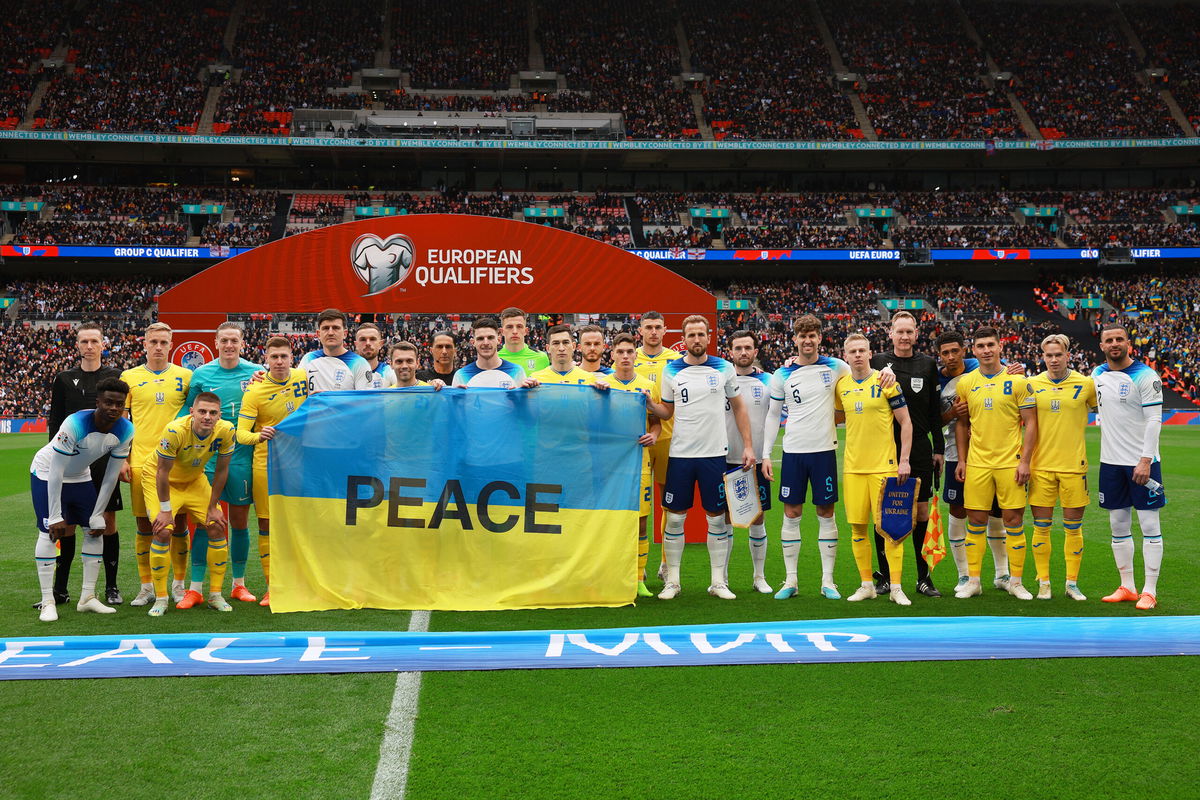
[352,233,415,295]
[173,341,213,370]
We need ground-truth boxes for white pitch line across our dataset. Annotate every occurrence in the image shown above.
[370,609,430,800]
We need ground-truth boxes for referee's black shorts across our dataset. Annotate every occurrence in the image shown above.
[89,454,123,513]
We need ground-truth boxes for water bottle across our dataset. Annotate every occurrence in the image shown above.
[1144,478,1163,498]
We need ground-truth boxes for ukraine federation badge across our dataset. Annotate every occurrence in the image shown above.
[878,476,921,543]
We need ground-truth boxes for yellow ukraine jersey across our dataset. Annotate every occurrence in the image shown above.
[835,371,906,474]
[634,347,681,439]
[389,380,429,388]
[955,369,1035,469]
[1030,370,1096,474]
[236,368,309,466]
[532,366,597,385]
[120,363,192,466]
[146,418,236,483]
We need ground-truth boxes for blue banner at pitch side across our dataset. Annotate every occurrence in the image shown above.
[2,616,1196,680]
[0,244,252,259]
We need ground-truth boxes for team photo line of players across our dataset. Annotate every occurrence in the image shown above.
[30,305,1167,619]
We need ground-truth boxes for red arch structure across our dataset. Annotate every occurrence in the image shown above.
[158,215,718,543]
[158,214,715,348]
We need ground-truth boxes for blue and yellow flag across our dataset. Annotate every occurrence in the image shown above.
[267,386,644,611]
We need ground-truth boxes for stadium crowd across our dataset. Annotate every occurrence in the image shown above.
[965,0,1178,139]
[215,0,380,134]
[37,0,225,133]
[686,0,860,140]
[538,0,697,139]
[1049,272,1200,405]
[892,224,1054,248]
[395,0,525,90]
[8,267,1200,418]
[821,0,1023,140]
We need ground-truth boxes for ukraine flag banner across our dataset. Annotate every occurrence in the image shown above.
[267,386,644,612]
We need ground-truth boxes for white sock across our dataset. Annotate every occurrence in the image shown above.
[172,579,184,591]
[948,514,968,578]
[1137,509,1163,595]
[748,522,767,578]
[35,532,57,603]
[81,533,103,599]
[1109,507,1135,590]
[663,511,686,585]
[987,516,1009,577]
[233,577,246,587]
[189,580,204,593]
[781,515,801,585]
[817,515,838,585]
[706,514,730,586]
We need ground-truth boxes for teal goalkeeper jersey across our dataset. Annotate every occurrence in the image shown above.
[183,357,261,468]
[498,344,550,374]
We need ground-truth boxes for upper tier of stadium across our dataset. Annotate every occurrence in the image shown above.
[2,0,1198,142]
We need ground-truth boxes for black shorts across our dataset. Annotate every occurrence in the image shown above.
[89,454,123,513]
[909,456,935,503]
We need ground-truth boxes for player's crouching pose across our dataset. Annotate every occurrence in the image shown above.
[144,393,236,616]
[31,378,132,621]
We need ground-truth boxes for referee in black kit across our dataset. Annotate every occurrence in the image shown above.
[38,323,125,608]
[870,311,944,597]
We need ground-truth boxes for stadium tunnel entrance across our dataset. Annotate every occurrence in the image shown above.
[158,214,717,542]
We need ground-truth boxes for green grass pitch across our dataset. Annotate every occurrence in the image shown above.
[1,429,1197,799]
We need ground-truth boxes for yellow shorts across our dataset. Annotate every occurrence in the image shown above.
[253,462,270,521]
[639,463,653,518]
[649,437,671,485]
[140,470,212,526]
[1029,471,1089,509]
[964,465,1027,511]
[129,462,149,518]
[843,472,891,526]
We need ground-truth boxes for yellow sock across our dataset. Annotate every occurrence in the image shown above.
[149,539,171,598]
[259,530,271,585]
[1032,517,1052,582]
[207,536,229,594]
[1063,520,1084,582]
[136,531,153,584]
[965,521,987,577]
[637,529,649,580]
[884,538,904,587]
[850,523,873,581]
[170,531,189,583]
[1005,525,1027,579]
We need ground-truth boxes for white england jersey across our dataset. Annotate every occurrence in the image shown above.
[300,349,375,391]
[726,370,772,463]
[938,358,979,463]
[31,410,134,482]
[368,362,397,388]
[768,356,850,453]
[1092,360,1163,465]
[661,355,739,459]
[452,360,526,388]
